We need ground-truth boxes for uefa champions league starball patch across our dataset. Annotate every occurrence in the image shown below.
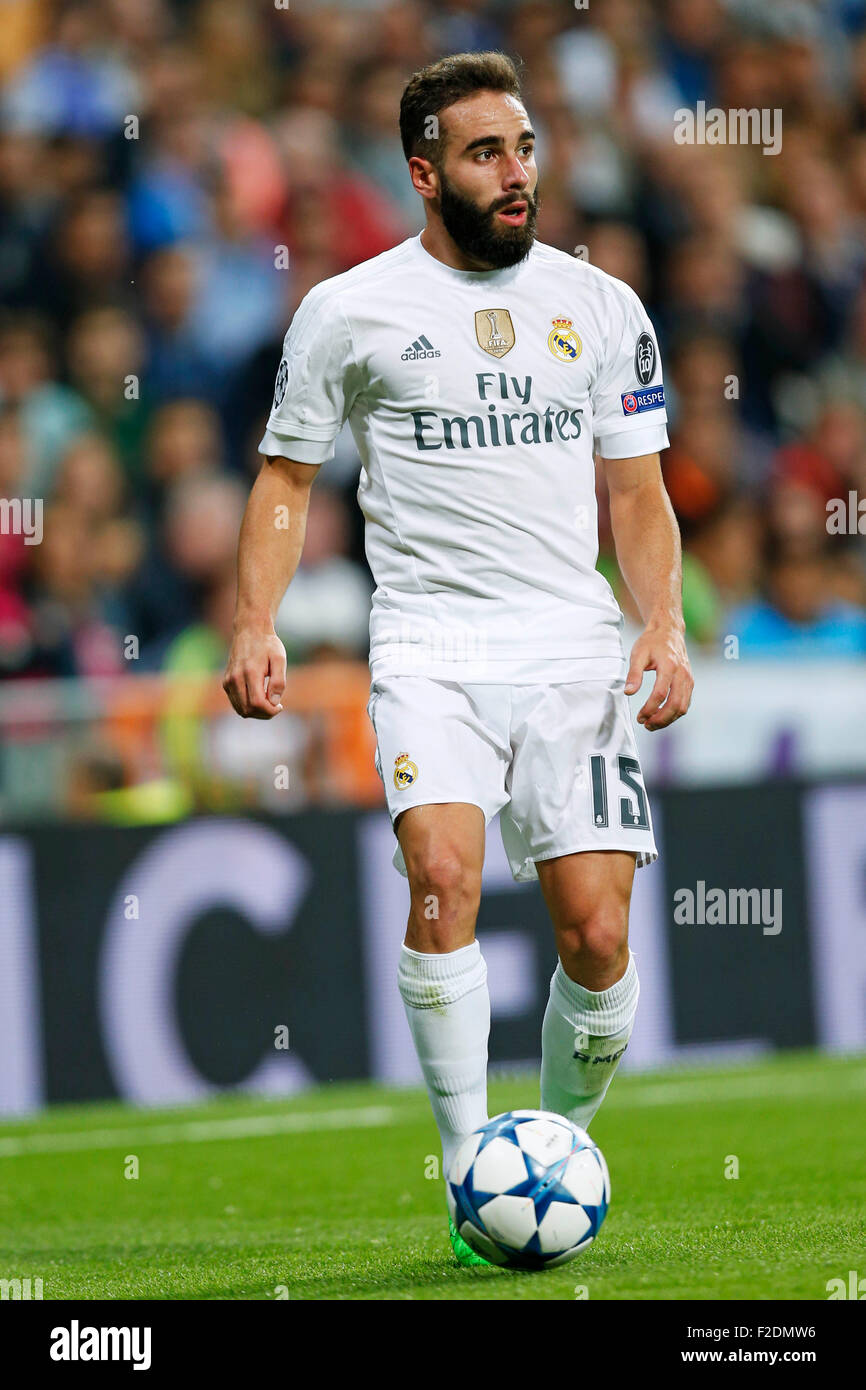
[273,358,289,409]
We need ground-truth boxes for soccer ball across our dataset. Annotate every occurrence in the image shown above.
[446,1110,610,1269]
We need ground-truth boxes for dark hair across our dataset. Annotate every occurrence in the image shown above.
[399,51,523,164]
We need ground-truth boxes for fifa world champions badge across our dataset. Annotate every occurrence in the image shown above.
[394,752,419,788]
[474,308,516,358]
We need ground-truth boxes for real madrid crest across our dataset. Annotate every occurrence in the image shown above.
[394,751,418,789]
[547,317,582,363]
[475,308,515,358]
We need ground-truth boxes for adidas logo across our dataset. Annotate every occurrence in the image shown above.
[401,334,441,360]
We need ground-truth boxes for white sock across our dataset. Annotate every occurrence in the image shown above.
[398,941,490,1176]
[540,952,639,1133]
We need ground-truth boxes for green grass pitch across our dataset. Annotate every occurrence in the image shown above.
[1,1051,864,1300]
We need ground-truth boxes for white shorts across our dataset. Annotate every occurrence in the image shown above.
[367,676,657,883]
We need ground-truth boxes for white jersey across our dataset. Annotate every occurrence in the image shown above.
[260,233,669,684]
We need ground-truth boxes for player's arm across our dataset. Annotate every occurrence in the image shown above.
[602,451,693,731]
[222,456,319,719]
[224,284,355,718]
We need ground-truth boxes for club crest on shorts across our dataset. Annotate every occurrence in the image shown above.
[475,308,515,358]
[547,316,582,363]
[394,751,418,789]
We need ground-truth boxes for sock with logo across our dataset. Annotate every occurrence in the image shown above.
[540,952,639,1133]
[398,940,490,1177]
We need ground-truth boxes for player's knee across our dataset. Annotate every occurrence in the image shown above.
[558,904,628,972]
[408,849,481,928]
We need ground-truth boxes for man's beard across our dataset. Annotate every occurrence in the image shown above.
[438,174,539,269]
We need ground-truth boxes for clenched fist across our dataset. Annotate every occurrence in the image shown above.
[222,625,287,719]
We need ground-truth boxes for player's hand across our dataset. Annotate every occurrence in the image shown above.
[625,621,693,731]
[222,625,287,719]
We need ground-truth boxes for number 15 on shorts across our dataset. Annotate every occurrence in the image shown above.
[589,754,650,830]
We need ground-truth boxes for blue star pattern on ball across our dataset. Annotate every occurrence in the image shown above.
[445,1110,610,1269]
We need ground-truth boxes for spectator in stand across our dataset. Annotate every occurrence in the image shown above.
[65,307,149,483]
[0,313,92,497]
[342,61,425,228]
[688,496,765,616]
[25,500,126,677]
[727,546,866,659]
[33,189,134,334]
[140,243,217,404]
[125,469,244,663]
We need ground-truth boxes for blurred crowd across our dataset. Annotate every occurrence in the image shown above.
[1,0,866,717]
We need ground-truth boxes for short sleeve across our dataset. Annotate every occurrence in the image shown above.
[259,285,357,465]
[590,280,669,460]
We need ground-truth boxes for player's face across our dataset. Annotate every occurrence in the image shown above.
[436,92,539,269]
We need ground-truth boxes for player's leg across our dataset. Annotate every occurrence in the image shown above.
[535,849,639,1131]
[396,801,490,1176]
[367,675,510,1180]
[500,677,655,1131]
[400,801,483,953]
